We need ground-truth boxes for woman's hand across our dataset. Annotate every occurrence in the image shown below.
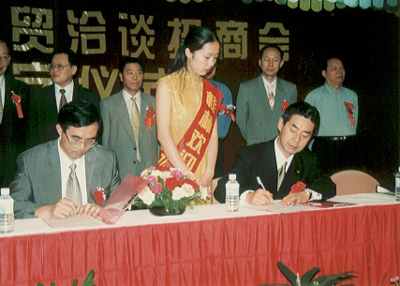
[196,168,214,188]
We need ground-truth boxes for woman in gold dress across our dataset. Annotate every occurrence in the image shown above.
[156,26,222,188]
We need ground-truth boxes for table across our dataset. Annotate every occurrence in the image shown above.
[1,193,400,286]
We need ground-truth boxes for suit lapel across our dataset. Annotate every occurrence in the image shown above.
[44,140,62,202]
[271,78,285,117]
[255,75,273,120]
[115,91,135,142]
[84,147,100,204]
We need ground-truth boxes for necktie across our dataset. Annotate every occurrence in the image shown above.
[131,97,141,161]
[268,85,274,110]
[66,162,83,209]
[0,87,3,124]
[59,89,67,112]
[277,161,287,192]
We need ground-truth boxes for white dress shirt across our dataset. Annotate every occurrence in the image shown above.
[123,89,141,118]
[55,81,74,112]
[0,74,5,108]
[58,138,88,205]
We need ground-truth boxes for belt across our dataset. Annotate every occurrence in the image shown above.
[315,136,354,142]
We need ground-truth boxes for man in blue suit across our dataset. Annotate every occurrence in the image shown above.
[236,44,297,145]
[10,101,120,219]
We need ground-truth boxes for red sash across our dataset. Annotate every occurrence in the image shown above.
[157,78,223,173]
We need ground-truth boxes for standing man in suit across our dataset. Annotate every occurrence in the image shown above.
[0,39,31,188]
[236,44,297,145]
[10,101,120,219]
[214,102,336,206]
[28,48,101,147]
[101,58,158,180]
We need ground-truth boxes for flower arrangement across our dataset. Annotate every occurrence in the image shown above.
[133,166,210,214]
[391,276,400,285]
[260,261,356,286]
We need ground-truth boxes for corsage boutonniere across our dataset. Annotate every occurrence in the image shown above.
[93,187,106,206]
[144,106,156,130]
[11,91,24,118]
[219,104,236,122]
[344,102,355,126]
[282,100,290,112]
[289,181,306,194]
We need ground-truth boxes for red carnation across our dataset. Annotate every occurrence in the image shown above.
[165,177,182,190]
[182,178,199,190]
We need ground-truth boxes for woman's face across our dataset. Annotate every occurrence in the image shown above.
[185,41,220,77]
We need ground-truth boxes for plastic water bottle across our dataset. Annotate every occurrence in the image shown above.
[395,168,400,201]
[226,174,239,212]
[0,188,14,233]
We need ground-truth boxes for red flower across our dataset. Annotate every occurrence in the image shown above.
[144,107,156,130]
[344,102,355,126]
[289,181,306,194]
[11,92,24,118]
[165,177,182,190]
[93,188,105,205]
[282,100,290,112]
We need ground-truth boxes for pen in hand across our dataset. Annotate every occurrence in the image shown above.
[256,176,266,190]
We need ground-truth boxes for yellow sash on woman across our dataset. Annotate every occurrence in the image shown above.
[157,78,222,173]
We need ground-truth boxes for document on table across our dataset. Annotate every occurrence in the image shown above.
[245,200,315,213]
[43,216,104,229]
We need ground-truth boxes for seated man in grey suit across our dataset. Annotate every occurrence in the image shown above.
[214,102,336,206]
[101,58,158,180]
[236,44,297,145]
[28,48,101,147]
[10,101,120,219]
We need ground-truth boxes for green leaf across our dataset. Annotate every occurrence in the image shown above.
[277,261,297,285]
[82,269,95,286]
[36,283,45,286]
[300,267,320,284]
[72,278,78,286]
[312,271,356,285]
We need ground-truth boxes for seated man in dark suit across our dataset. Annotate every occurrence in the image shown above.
[28,48,101,147]
[214,101,336,206]
[10,101,120,219]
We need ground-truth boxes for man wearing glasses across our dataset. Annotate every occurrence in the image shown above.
[10,101,120,219]
[0,40,30,188]
[28,49,101,148]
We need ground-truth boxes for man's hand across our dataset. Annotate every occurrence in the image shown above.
[35,198,77,219]
[246,188,273,206]
[280,191,310,206]
[77,203,102,218]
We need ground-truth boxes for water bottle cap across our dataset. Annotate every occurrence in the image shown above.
[229,174,236,180]
[1,188,10,196]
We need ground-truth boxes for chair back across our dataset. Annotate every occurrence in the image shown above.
[331,170,380,196]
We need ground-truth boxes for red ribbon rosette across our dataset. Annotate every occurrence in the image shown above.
[93,187,106,205]
[219,104,236,122]
[344,102,355,126]
[11,92,24,118]
[289,181,307,194]
[144,107,156,130]
[282,100,290,112]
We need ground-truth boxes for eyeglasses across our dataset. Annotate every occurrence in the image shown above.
[49,64,71,71]
[0,55,10,62]
[65,132,98,148]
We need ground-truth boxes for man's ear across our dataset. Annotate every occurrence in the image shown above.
[279,60,284,69]
[322,70,326,79]
[56,124,63,137]
[71,65,78,76]
[277,117,284,133]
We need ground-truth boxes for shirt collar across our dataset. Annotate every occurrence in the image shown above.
[274,137,294,172]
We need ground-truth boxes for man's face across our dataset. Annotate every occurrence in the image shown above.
[259,47,284,82]
[322,58,345,88]
[0,42,10,77]
[56,123,99,161]
[50,53,77,88]
[119,63,144,96]
[277,115,314,158]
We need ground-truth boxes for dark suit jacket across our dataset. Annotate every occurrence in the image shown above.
[101,90,159,180]
[214,140,336,203]
[0,75,30,187]
[236,76,297,145]
[28,83,101,147]
[10,139,121,219]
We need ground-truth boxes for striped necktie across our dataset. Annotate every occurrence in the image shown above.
[131,96,141,161]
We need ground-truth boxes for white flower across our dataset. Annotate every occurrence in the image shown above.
[171,184,195,201]
[139,186,155,205]
[160,171,173,180]
[200,187,209,201]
